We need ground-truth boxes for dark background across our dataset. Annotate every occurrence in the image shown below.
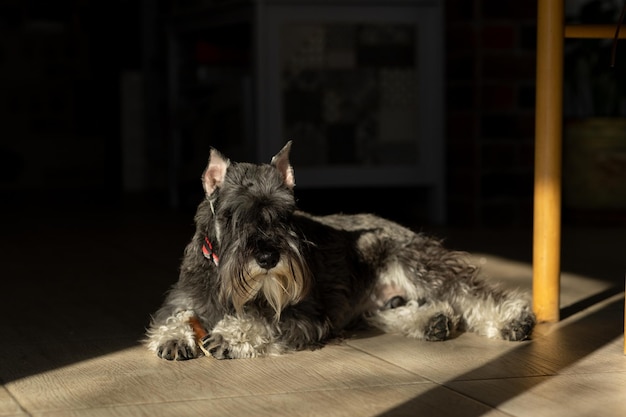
[1,0,625,229]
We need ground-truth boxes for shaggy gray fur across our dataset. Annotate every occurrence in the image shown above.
[145,142,535,360]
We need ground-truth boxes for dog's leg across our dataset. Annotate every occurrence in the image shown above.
[455,287,535,341]
[145,309,202,360]
[363,259,460,341]
[391,240,535,341]
[366,299,460,341]
[203,309,331,359]
[203,314,286,359]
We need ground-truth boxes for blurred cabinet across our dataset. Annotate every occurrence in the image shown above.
[168,0,445,222]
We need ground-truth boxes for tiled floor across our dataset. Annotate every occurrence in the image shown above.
[1,201,624,416]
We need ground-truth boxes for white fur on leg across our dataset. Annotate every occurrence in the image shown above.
[207,314,286,359]
[145,310,197,354]
[457,291,533,339]
[366,300,459,339]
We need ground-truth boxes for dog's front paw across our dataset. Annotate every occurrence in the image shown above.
[202,315,284,359]
[199,333,232,360]
[157,340,201,361]
[201,332,262,359]
[424,313,452,341]
[501,311,536,341]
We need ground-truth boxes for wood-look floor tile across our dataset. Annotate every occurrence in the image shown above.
[347,331,548,382]
[447,372,626,417]
[3,343,428,414]
[0,386,27,417]
[27,384,510,417]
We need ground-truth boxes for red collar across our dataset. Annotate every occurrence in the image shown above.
[202,236,219,266]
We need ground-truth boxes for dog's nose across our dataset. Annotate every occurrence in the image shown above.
[255,250,280,270]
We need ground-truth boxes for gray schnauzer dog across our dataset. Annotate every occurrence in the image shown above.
[145,142,535,360]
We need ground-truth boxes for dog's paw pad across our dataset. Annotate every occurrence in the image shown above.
[425,313,451,341]
[157,340,199,361]
[501,312,536,341]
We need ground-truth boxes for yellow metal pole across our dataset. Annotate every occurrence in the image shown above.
[533,0,564,323]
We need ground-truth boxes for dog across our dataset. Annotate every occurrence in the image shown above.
[145,141,535,360]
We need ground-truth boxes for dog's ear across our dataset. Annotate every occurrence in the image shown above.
[202,148,230,196]
[271,141,295,188]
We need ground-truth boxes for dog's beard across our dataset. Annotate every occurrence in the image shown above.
[219,255,310,320]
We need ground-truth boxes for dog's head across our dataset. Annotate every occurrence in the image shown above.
[199,141,311,318]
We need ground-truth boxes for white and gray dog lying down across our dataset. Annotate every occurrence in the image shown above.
[145,141,535,360]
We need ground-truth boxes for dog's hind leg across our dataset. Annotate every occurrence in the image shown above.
[390,238,535,342]
[366,299,460,341]
[416,259,535,341]
[453,284,535,341]
[363,259,460,341]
